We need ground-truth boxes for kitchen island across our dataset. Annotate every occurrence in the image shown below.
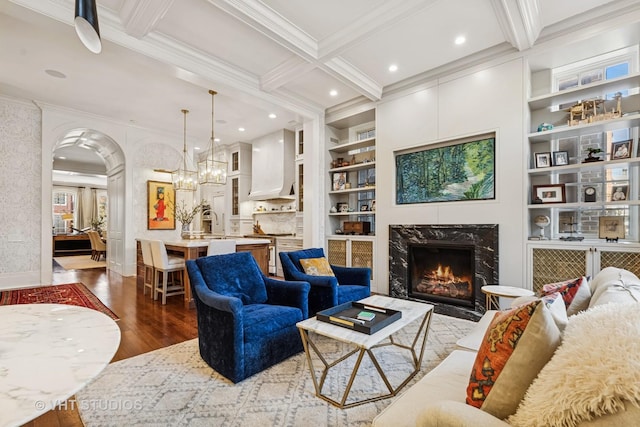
[135,237,271,306]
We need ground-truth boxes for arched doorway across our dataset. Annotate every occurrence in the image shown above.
[51,128,126,275]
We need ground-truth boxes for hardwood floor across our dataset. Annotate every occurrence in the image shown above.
[22,264,198,427]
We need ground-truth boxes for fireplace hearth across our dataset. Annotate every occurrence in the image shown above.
[390,224,498,320]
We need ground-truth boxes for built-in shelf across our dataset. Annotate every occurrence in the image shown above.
[328,137,376,153]
[328,161,376,173]
[527,157,640,176]
[328,186,376,195]
[527,113,640,142]
[528,200,640,209]
[528,72,640,110]
[329,211,376,216]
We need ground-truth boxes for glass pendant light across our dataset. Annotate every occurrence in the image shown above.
[171,109,198,192]
[198,90,228,185]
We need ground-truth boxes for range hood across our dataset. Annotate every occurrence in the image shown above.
[249,129,296,201]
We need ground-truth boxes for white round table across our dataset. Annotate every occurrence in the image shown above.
[481,285,535,310]
[0,304,121,426]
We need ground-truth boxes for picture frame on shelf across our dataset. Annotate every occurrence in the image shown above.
[332,172,346,191]
[611,184,628,201]
[337,202,349,213]
[360,204,369,212]
[535,152,551,168]
[552,151,569,166]
[611,139,632,160]
[598,216,625,240]
[533,184,566,204]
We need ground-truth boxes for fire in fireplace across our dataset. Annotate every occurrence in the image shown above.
[408,243,475,308]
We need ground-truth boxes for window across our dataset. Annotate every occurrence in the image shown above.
[53,192,67,205]
[553,46,638,93]
[52,189,77,234]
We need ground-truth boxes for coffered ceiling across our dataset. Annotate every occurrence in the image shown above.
[2,0,640,171]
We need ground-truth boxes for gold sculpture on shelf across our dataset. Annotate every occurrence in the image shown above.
[566,92,622,126]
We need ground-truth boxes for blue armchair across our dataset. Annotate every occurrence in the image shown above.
[186,251,310,383]
[279,248,371,316]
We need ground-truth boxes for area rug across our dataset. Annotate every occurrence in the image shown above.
[0,283,118,320]
[77,313,474,426]
[53,255,106,270]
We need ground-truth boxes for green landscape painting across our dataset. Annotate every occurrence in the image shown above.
[396,137,495,204]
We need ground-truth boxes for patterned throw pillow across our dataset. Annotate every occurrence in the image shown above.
[299,257,335,277]
[541,276,591,316]
[466,299,562,419]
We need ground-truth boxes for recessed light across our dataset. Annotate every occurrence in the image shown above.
[238,127,245,132]
[58,156,67,160]
[194,146,201,150]
[268,113,277,119]
[388,64,398,72]
[45,69,66,79]
[455,35,466,45]
[214,138,220,142]
[329,89,338,97]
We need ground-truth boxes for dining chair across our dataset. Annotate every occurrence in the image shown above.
[149,239,186,304]
[87,230,107,261]
[140,239,156,297]
[206,240,236,256]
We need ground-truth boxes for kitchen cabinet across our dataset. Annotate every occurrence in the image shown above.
[526,71,640,244]
[528,241,640,293]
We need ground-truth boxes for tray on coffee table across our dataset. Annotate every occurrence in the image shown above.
[316,301,402,334]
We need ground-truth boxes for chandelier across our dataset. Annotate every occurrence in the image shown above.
[171,109,198,192]
[198,90,228,185]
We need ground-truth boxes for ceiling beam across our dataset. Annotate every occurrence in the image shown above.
[119,0,175,39]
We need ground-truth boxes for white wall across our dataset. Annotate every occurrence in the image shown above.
[0,96,42,288]
[373,58,526,294]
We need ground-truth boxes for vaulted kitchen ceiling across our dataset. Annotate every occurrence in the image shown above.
[2,0,640,150]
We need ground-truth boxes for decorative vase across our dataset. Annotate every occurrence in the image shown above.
[181,223,191,239]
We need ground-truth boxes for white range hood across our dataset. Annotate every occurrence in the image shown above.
[249,129,296,201]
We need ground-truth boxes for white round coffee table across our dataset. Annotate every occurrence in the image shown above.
[481,285,535,310]
[0,304,121,426]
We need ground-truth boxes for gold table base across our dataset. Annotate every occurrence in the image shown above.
[298,310,432,409]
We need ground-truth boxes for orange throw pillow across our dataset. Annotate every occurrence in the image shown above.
[466,300,562,419]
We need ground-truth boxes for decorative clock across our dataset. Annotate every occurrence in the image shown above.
[584,186,596,202]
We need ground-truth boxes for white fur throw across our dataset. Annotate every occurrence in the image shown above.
[508,302,640,427]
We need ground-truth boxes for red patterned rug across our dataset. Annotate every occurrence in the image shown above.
[0,283,119,320]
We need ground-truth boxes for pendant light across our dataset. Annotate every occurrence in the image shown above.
[171,109,198,192]
[198,90,228,185]
[74,0,102,54]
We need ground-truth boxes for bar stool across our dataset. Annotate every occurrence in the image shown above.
[149,240,186,305]
[206,240,236,256]
[140,239,155,297]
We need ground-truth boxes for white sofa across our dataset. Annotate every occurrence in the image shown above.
[373,267,640,427]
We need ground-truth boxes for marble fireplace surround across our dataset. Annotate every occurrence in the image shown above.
[389,224,498,321]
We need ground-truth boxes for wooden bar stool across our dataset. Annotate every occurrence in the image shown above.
[149,240,186,305]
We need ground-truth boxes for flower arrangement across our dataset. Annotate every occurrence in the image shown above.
[90,215,105,231]
[172,200,207,226]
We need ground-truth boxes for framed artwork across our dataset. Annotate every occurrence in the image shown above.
[332,172,347,191]
[533,184,566,204]
[360,204,369,211]
[535,152,551,168]
[337,202,349,213]
[611,184,628,201]
[396,135,495,204]
[147,180,176,230]
[611,139,632,160]
[552,151,569,166]
[599,216,625,240]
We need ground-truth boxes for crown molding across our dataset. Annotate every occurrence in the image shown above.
[260,56,314,92]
